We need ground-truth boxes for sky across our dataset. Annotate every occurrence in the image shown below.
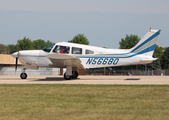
[0,0,169,48]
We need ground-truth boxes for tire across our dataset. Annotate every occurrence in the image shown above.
[72,71,78,79]
[64,73,71,80]
[20,73,27,79]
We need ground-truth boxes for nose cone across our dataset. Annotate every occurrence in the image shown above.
[11,52,19,58]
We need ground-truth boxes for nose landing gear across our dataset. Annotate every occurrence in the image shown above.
[20,68,27,79]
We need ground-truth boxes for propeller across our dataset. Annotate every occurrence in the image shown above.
[15,57,18,72]
[13,38,24,71]
[15,41,19,72]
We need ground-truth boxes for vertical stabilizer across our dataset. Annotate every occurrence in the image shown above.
[129,29,161,56]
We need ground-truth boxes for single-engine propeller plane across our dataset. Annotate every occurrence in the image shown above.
[12,28,161,80]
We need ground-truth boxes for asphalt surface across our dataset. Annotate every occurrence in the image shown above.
[0,75,169,85]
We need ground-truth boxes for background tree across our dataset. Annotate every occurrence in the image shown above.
[154,45,165,61]
[33,39,53,50]
[45,40,53,47]
[17,37,33,50]
[119,34,140,49]
[0,44,8,53]
[0,37,53,54]
[146,56,161,70]
[33,39,46,50]
[68,34,89,45]
[145,45,165,70]
[7,44,16,54]
[161,47,169,69]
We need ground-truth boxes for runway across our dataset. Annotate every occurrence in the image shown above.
[0,75,169,85]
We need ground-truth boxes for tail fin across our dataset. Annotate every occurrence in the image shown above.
[130,29,161,56]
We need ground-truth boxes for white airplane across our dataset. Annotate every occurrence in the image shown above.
[12,28,161,80]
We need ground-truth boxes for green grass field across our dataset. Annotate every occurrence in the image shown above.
[0,84,169,120]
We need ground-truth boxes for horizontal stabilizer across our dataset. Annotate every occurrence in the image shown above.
[140,58,158,64]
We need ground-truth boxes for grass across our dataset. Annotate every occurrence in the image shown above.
[0,84,169,120]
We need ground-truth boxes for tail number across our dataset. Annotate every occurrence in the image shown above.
[86,58,119,65]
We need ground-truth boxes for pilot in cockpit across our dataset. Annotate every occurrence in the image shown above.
[60,46,68,53]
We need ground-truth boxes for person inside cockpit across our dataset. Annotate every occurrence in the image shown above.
[60,46,67,53]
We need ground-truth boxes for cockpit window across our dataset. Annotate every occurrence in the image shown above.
[53,45,70,54]
[42,43,55,52]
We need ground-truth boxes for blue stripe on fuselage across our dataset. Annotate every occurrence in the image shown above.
[76,44,156,59]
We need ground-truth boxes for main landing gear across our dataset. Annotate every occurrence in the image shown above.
[64,70,78,80]
[20,68,27,79]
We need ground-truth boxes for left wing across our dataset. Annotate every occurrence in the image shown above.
[46,53,85,69]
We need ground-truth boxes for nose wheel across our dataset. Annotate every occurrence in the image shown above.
[20,68,27,79]
[20,73,27,79]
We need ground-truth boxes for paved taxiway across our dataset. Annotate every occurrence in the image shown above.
[0,75,169,85]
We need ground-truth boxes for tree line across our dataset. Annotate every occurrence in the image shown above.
[0,34,169,69]
[0,34,89,54]
[0,37,53,54]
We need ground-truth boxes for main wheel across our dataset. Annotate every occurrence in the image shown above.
[72,71,78,79]
[20,73,27,79]
[64,73,72,80]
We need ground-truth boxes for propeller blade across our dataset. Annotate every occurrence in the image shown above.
[15,41,19,72]
[15,58,18,72]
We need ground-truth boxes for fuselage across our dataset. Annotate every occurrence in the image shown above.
[12,42,154,69]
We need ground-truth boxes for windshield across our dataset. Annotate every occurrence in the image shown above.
[42,43,55,52]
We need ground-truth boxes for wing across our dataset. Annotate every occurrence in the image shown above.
[46,53,85,69]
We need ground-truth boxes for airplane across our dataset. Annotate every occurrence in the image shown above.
[12,28,161,80]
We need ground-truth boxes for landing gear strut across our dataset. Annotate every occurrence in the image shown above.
[20,68,27,79]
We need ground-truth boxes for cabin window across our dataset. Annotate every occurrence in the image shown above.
[53,45,70,54]
[72,47,82,54]
[85,49,94,54]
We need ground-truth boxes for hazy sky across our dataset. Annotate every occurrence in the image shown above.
[1,0,169,14]
[0,0,169,48]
